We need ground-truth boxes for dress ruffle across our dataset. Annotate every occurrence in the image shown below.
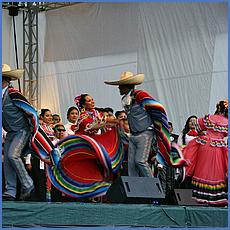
[196,136,227,147]
[192,176,228,206]
[203,114,228,133]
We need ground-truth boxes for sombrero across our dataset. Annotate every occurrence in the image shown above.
[2,64,24,81]
[104,71,144,85]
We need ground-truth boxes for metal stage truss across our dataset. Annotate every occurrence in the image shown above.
[2,2,81,109]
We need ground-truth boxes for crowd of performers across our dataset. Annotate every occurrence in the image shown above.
[2,64,228,206]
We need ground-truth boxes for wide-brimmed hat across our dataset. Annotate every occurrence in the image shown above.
[2,64,24,81]
[104,71,144,85]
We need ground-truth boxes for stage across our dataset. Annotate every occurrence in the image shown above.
[2,201,228,228]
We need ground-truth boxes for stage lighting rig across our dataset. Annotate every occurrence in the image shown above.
[8,2,19,16]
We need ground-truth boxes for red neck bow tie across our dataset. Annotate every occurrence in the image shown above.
[187,130,198,136]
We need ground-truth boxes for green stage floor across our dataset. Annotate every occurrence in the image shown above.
[2,201,228,228]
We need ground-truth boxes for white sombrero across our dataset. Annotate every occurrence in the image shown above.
[2,64,24,81]
[104,71,144,85]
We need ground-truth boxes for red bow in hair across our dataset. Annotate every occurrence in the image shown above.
[74,95,81,109]
[71,125,77,132]
[187,130,198,136]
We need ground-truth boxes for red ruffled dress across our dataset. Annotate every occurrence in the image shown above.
[71,109,118,184]
[183,114,228,206]
[76,109,103,135]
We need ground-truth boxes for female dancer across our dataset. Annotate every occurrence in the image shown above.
[183,100,228,206]
[75,94,117,135]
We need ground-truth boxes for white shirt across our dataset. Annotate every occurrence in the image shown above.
[2,86,8,99]
[65,121,77,136]
[177,133,197,147]
[121,90,132,108]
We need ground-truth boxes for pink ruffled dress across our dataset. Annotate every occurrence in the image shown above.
[183,114,228,206]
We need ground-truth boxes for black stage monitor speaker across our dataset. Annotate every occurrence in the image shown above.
[106,176,165,204]
[174,189,205,206]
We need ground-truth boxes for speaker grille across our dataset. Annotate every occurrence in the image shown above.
[106,176,165,203]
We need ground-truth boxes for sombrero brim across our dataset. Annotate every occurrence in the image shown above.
[2,69,24,81]
[104,73,144,85]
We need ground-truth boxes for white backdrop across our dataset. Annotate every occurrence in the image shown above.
[2,2,228,133]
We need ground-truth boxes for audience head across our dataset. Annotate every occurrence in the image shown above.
[52,114,61,124]
[115,110,127,120]
[104,107,114,115]
[40,109,53,125]
[67,106,79,123]
[53,123,66,139]
[120,118,130,133]
[103,107,115,120]
[95,107,104,113]
[215,100,228,118]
